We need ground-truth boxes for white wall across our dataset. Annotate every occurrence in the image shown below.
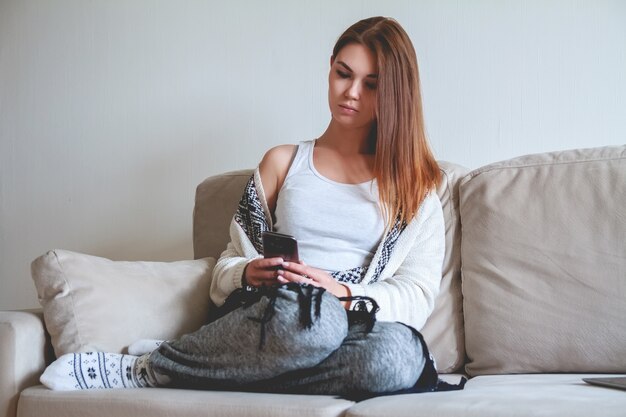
[1,0,625,310]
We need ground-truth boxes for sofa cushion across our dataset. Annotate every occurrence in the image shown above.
[194,169,253,260]
[460,145,626,376]
[345,374,626,417]
[192,162,469,373]
[31,250,215,357]
[420,161,469,372]
[17,386,354,417]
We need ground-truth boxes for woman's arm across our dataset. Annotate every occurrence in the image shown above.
[209,145,296,306]
[209,229,258,306]
[258,144,296,216]
[342,193,445,330]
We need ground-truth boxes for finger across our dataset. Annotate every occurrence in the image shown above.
[247,264,278,278]
[245,269,279,286]
[254,270,279,280]
[278,270,320,287]
[280,265,319,285]
[250,275,280,287]
[281,261,307,275]
[261,257,284,268]
[275,269,297,282]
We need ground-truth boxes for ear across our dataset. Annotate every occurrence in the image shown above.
[330,55,335,66]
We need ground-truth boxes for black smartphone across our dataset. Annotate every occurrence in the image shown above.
[262,231,299,263]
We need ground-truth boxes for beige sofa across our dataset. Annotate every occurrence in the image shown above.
[2,145,625,417]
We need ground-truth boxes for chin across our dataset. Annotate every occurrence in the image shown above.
[332,114,371,130]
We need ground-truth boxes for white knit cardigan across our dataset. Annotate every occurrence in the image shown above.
[210,168,445,331]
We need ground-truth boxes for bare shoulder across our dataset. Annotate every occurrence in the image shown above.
[258,144,297,209]
[259,145,296,180]
[260,145,297,169]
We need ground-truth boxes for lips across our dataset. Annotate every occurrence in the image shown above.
[339,104,358,112]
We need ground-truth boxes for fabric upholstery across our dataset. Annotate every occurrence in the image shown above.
[0,311,49,417]
[192,162,469,373]
[17,385,354,417]
[6,146,624,417]
[31,250,215,357]
[193,169,253,260]
[460,145,626,376]
[345,374,626,417]
[420,162,469,372]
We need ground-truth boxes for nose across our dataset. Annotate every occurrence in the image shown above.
[344,81,361,100]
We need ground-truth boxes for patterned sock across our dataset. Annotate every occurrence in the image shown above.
[40,352,170,390]
[128,339,164,356]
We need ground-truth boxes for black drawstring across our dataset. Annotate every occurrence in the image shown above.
[295,283,324,329]
[218,285,380,351]
[338,295,379,333]
[247,289,279,350]
[314,288,323,319]
[218,283,326,350]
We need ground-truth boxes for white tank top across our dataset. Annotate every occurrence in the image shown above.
[273,140,385,272]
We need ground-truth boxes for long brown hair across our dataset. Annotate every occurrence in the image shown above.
[333,17,441,227]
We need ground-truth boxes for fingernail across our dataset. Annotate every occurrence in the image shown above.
[277,269,284,275]
[282,262,289,267]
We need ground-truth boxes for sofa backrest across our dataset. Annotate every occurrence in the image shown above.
[193,162,469,373]
[460,145,626,376]
[421,162,469,372]
[194,169,253,261]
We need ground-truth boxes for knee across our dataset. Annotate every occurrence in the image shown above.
[351,323,425,393]
[269,287,348,355]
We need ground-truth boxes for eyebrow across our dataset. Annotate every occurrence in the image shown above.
[337,61,378,79]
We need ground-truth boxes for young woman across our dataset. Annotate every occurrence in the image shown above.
[41,16,459,399]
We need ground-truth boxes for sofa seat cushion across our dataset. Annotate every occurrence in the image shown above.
[18,385,354,417]
[345,374,626,417]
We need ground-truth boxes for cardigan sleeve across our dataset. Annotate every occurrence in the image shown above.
[343,193,445,330]
[209,218,263,307]
[210,168,270,306]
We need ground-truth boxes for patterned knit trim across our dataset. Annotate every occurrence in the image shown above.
[322,216,406,284]
[234,175,269,254]
[369,217,408,283]
[332,266,369,283]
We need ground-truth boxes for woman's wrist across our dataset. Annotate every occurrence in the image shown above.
[339,284,351,309]
[241,264,249,287]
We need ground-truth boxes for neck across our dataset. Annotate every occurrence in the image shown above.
[316,120,374,155]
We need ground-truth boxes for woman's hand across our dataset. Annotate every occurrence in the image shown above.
[277,261,352,307]
[242,257,285,287]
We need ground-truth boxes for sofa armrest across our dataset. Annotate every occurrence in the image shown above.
[0,310,52,417]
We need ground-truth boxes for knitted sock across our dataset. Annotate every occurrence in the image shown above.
[128,339,164,356]
[40,352,170,390]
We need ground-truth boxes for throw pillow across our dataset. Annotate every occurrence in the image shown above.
[31,249,215,357]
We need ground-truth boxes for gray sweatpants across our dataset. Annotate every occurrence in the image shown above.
[148,285,426,398]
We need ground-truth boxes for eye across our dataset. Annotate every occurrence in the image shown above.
[365,82,377,90]
[336,70,350,79]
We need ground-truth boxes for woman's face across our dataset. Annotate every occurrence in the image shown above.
[328,43,378,131]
